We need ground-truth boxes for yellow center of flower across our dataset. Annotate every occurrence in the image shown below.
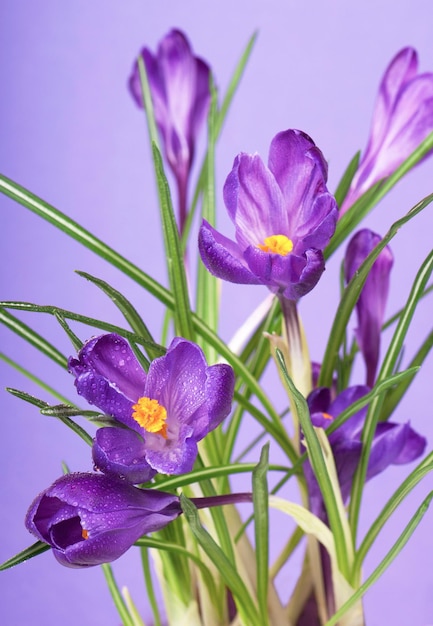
[322,412,333,421]
[82,528,89,540]
[258,234,293,256]
[132,397,168,438]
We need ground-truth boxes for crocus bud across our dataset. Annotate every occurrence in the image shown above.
[129,29,211,232]
[25,473,181,568]
[344,228,393,387]
[341,47,433,214]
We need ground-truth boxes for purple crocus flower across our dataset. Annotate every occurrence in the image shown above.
[344,229,394,387]
[68,334,234,482]
[199,129,338,301]
[25,473,181,568]
[341,47,433,214]
[305,385,426,520]
[129,29,211,232]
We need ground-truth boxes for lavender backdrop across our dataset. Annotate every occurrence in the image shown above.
[1,1,432,624]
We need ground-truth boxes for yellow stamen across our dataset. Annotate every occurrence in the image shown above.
[132,397,168,438]
[258,234,293,256]
[322,412,333,421]
[82,528,89,540]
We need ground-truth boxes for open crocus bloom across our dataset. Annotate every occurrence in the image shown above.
[68,334,235,482]
[305,385,426,520]
[344,229,394,387]
[341,47,433,214]
[129,29,211,231]
[199,129,338,301]
[26,473,181,568]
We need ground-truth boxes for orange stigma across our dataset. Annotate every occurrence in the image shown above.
[258,234,293,256]
[322,412,333,421]
[82,528,89,540]
[132,397,168,438]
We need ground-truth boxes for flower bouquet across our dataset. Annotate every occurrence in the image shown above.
[1,28,433,626]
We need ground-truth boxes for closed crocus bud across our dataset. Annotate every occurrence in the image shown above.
[199,129,338,301]
[344,228,394,387]
[129,29,211,233]
[68,334,235,482]
[341,47,433,214]
[25,473,181,568]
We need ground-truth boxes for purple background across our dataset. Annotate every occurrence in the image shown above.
[1,1,433,624]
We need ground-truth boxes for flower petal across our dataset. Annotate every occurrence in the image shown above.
[71,370,135,426]
[367,47,418,161]
[199,220,262,284]
[345,230,393,386]
[194,363,235,439]
[368,421,426,477]
[26,473,181,568]
[223,153,288,249]
[146,338,207,420]
[69,334,146,401]
[92,428,156,484]
[341,47,433,213]
[268,130,330,228]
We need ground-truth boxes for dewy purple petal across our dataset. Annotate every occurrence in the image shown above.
[92,428,157,484]
[71,371,137,428]
[140,338,235,475]
[69,334,235,481]
[69,334,146,401]
[145,338,208,420]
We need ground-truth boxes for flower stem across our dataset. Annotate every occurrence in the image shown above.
[191,492,253,509]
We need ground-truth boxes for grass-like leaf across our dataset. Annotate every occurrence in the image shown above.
[0,352,72,404]
[252,444,270,626]
[181,495,262,626]
[276,350,351,579]
[195,76,219,363]
[151,142,195,340]
[0,301,164,356]
[378,329,433,421]
[137,537,218,605]
[354,451,433,571]
[349,247,433,536]
[7,388,93,446]
[102,563,135,626]
[153,461,288,492]
[182,32,258,246]
[0,174,172,307]
[140,547,162,626]
[234,391,298,464]
[136,54,194,341]
[0,541,50,570]
[334,151,360,208]
[54,311,83,351]
[325,491,433,626]
[76,271,162,361]
[0,307,67,369]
